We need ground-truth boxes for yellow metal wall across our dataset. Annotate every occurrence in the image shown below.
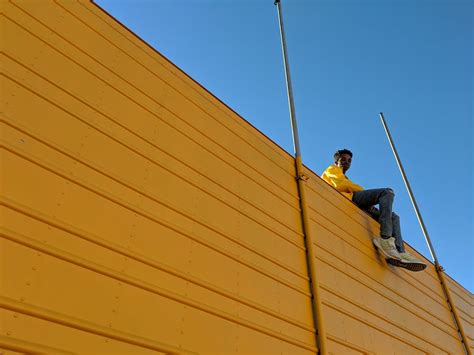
[446,277,474,354]
[0,1,471,354]
[303,167,472,354]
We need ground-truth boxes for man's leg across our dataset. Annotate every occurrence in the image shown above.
[352,188,401,260]
[368,208,405,253]
[389,212,426,271]
[391,212,405,253]
[352,188,395,237]
[354,190,426,271]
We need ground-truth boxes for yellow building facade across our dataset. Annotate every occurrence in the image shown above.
[1,1,472,354]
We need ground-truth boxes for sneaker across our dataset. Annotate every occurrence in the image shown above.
[398,252,427,272]
[373,237,402,261]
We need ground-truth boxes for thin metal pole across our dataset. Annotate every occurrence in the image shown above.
[275,1,328,354]
[379,112,437,262]
[275,0,301,158]
[379,112,471,355]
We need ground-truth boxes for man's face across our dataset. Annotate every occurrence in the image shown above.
[336,153,352,173]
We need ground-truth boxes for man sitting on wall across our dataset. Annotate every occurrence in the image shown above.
[321,149,427,272]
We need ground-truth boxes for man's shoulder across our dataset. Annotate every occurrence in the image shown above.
[321,164,341,178]
[322,165,339,173]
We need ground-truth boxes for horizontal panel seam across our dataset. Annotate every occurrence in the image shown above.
[83,0,293,163]
[1,10,300,211]
[313,235,452,317]
[0,202,314,333]
[320,283,460,348]
[0,230,317,352]
[0,295,195,355]
[310,211,378,260]
[0,49,302,233]
[325,334,369,354]
[0,334,75,355]
[1,117,308,277]
[311,221,452,311]
[0,146,310,296]
[446,286,474,308]
[322,300,438,354]
[70,0,294,175]
[41,0,295,179]
[310,211,442,298]
[459,315,474,327]
[314,246,457,333]
[0,69,305,250]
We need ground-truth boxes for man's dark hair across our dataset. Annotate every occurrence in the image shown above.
[334,149,353,162]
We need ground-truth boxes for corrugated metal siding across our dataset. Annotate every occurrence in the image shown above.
[1,1,313,353]
[446,277,474,354]
[0,1,471,354]
[303,166,471,354]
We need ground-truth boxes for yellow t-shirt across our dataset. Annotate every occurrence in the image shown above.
[321,165,364,200]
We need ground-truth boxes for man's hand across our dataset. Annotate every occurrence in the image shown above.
[366,206,380,219]
[367,206,379,214]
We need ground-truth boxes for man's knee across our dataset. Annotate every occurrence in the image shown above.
[384,188,395,197]
[392,212,399,221]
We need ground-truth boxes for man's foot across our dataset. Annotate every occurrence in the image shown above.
[387,252,427,272]
[373,237,402,261]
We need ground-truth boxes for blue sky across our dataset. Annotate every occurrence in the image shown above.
[96,0,473,292]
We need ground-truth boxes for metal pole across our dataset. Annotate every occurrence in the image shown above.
[379,112,471,355]
[275,0,302,158]
[275,1,328,354]
[379,112,438,262]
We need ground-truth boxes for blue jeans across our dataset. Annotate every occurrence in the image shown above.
[352,188,405,252]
